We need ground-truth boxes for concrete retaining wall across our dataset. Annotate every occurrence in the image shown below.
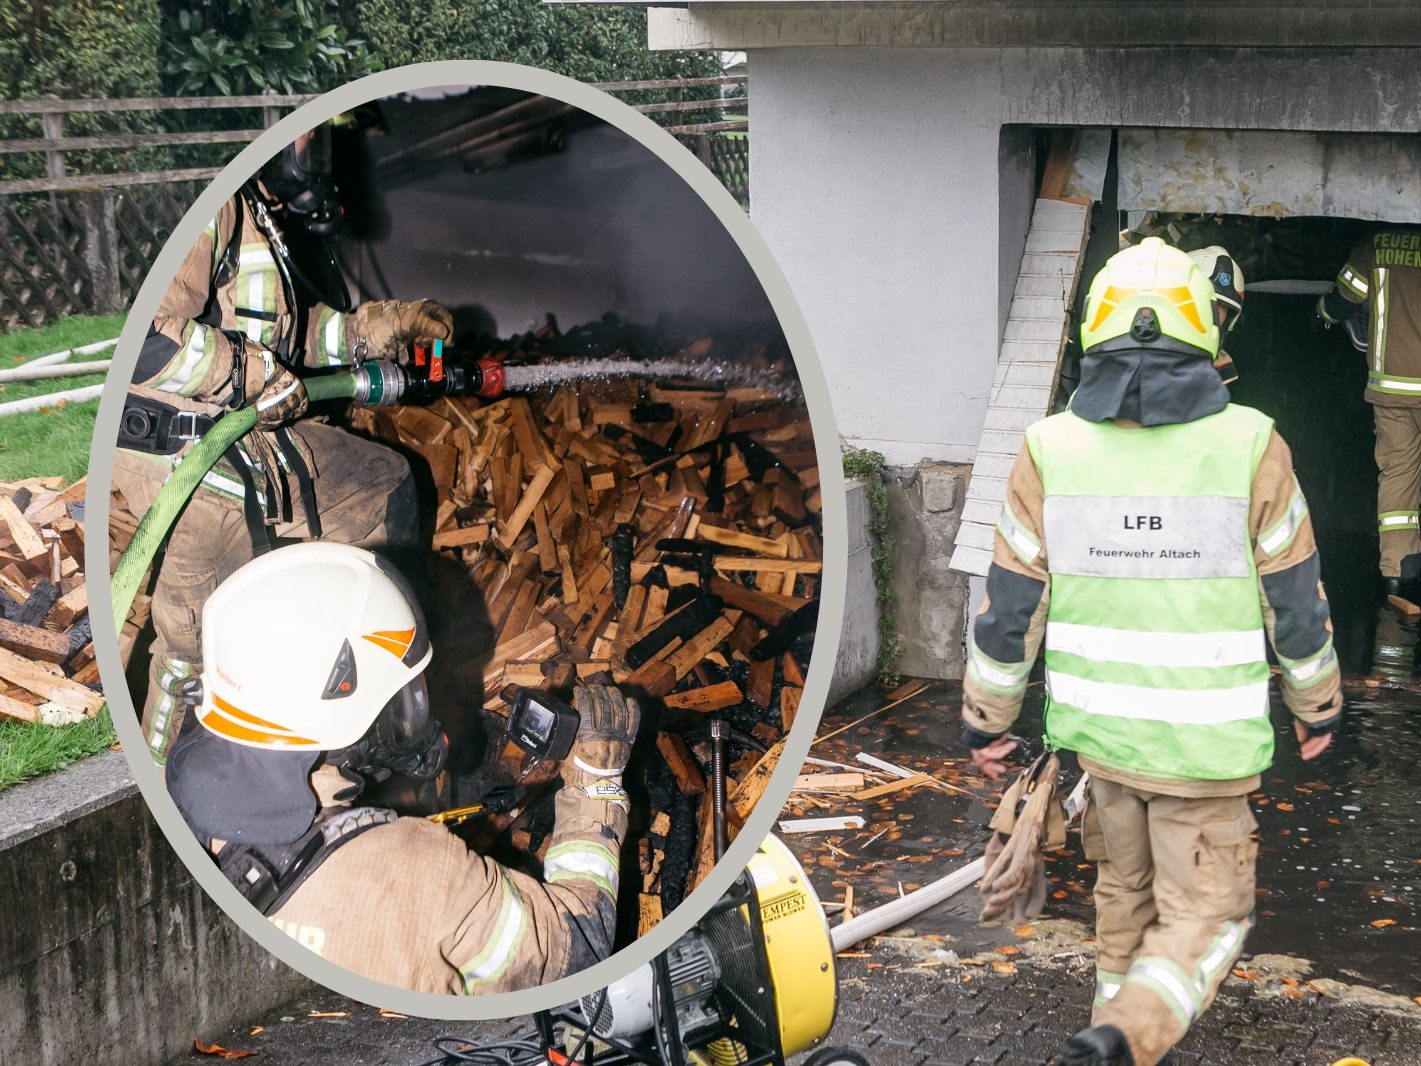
[888,462,971,681]
[0,752,312,1066]
[828,477,880,705]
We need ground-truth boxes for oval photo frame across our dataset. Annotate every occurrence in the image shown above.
[86,60,847,1020]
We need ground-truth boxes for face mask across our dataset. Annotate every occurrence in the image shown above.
[260,128,341,237]
[328,676,448,799]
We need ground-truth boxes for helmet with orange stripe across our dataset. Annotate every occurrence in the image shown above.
[1081,236,1220,360]
[197,542,434,757]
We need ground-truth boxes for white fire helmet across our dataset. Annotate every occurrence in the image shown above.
[196,542,433,751]
[1187,245,1246,333]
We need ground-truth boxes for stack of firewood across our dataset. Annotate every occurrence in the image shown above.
[0,477,108,724]
[349,340,821,927]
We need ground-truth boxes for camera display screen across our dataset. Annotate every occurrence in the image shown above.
[520,699,556,741]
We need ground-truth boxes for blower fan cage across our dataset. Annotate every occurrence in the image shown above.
[551,869,786,1066]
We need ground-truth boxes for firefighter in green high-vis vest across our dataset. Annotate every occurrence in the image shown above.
[961,237,1343,1066]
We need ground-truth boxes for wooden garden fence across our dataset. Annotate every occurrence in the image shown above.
[0,78,748,330]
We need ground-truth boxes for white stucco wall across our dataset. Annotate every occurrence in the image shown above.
[745,45,1421,465]
[749,49,1009,465]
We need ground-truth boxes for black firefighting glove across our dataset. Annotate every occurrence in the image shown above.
[253,364,309,429]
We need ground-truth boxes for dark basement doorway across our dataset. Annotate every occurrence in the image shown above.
[1065,213,1399,675]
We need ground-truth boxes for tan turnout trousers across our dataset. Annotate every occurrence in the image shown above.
[1374,404,1421,577]
[112,420,416,760]
[1082,777,1257,1066]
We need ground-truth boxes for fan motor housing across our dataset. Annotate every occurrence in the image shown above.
[581,932,720,1040]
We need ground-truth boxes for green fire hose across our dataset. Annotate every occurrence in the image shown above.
[109,372,359,632]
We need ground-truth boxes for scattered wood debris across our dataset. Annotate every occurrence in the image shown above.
[780,815,866,834]
[0,476,119,726]
[348,330,821,930]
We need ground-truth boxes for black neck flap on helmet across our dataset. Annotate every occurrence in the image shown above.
[1072,347,1230,426]
[168,725,323,847]
[1073,308,1229,426]
[166,676,449,846]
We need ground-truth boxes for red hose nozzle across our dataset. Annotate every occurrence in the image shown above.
[475,358,505,398]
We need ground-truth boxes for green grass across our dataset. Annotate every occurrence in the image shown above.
[0,313,127,483]
[0,709,117,792]
[0,315,126,793]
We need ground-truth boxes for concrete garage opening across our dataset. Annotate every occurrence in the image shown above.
[963,126,1421,674]
[1068,212,1383,670]
[900,124,1421,998]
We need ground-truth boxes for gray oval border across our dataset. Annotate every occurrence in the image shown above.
[87,60,846,1021]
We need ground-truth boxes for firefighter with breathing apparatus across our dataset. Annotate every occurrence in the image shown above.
[961,237,1342,1066]
[112,120,456,765]
[1317,227,1421,603]
[164,541,636,994]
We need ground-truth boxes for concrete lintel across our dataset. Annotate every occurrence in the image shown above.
[647,2,1421,51]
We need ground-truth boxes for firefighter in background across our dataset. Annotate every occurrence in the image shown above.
[166,543,636,993]
[1317,227,1421,600]
[112,124,454,764]
[1186,245,1246,387]
[962,238,1342,1066]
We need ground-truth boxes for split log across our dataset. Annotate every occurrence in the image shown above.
[730,736,787,821]
[662,681,743,713]
[0,646,104,715]
[0,618,70,663]
[657,731,706,794]
[0,496,46,561]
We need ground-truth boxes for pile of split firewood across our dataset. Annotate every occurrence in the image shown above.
[0,478,107,725]
[350,336,821,929]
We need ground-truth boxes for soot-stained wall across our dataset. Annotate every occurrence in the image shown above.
[342,94,775,339]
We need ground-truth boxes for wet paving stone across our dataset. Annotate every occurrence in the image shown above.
[795,668,1421,997]
[825,955,1421,1066]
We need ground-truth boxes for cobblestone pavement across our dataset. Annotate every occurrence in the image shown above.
[175,948,1421,1066]
[823,953,1421,1066]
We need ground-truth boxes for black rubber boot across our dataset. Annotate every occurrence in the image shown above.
[1051,1025,1135,1066]
[1385,576,1404,599]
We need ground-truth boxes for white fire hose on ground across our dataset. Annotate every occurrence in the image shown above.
[831,772,1091,952]
[0,337,117,417]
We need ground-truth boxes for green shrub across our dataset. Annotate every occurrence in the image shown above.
[159,0,373,96]
[0,2,163,180]
[355,0,720,85]
[842,447,903,687]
